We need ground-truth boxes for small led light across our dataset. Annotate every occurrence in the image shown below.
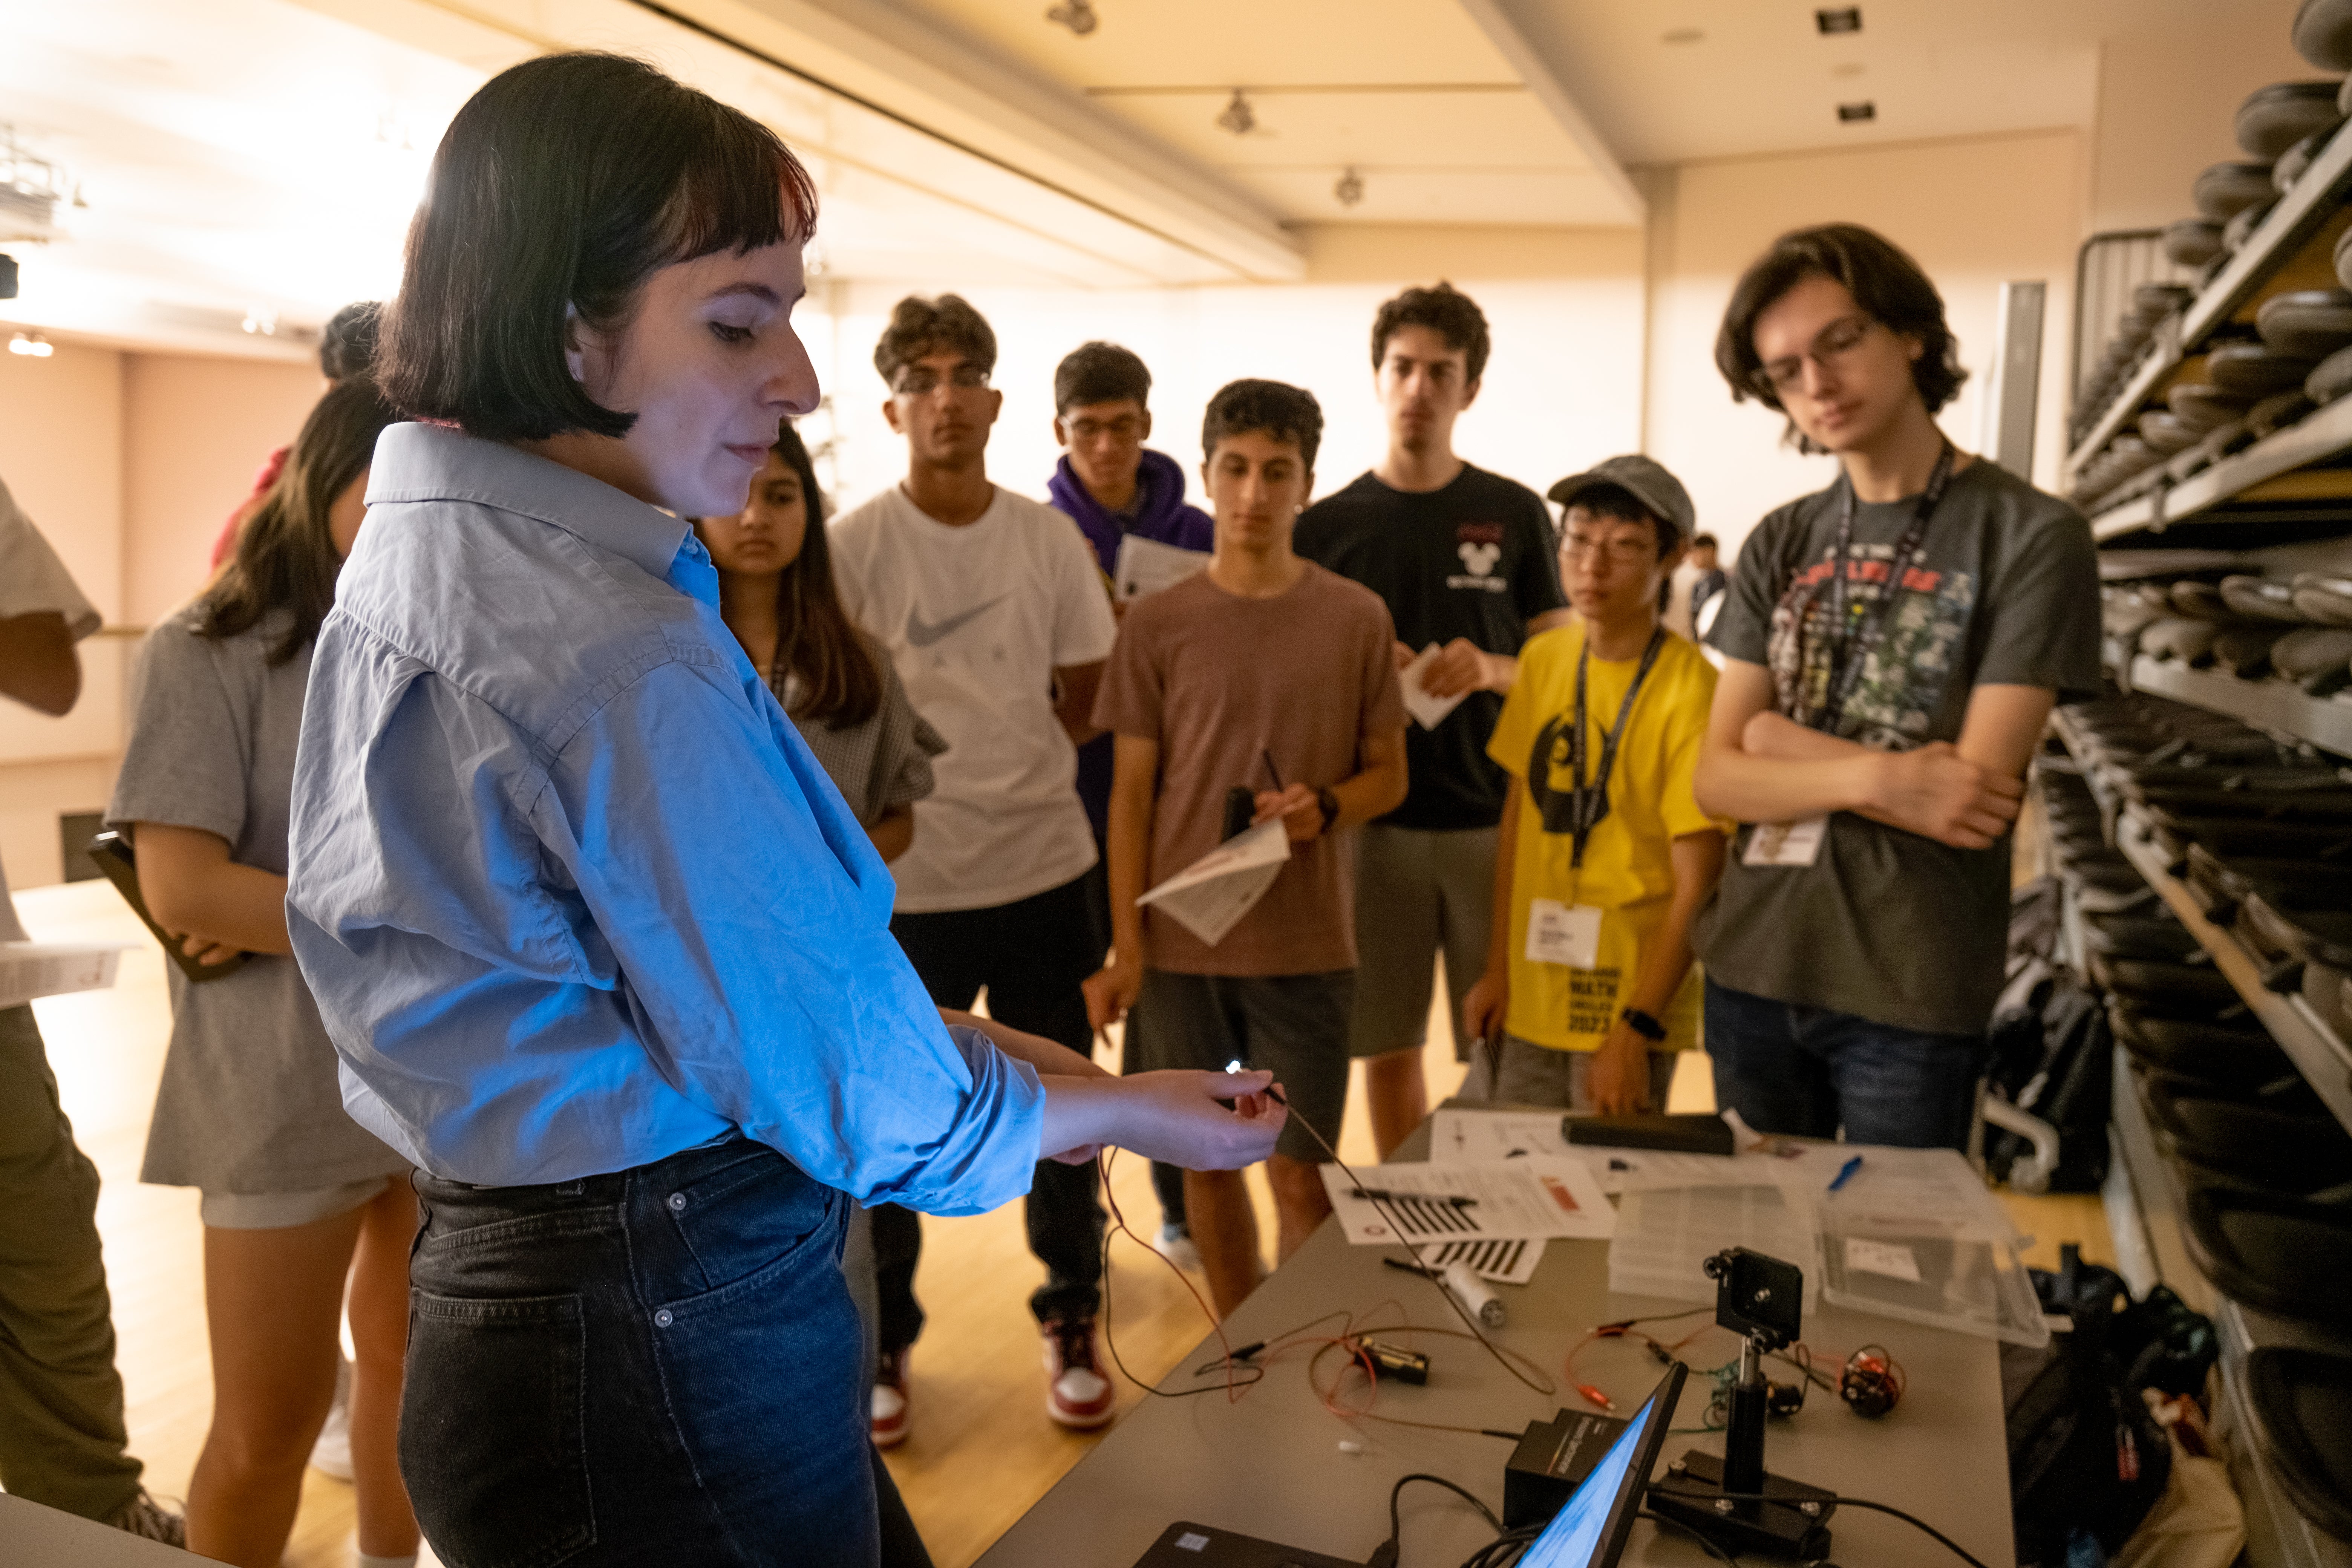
[8,331,54,358]
[1226,1059,1244,1075]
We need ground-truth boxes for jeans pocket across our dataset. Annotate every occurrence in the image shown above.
[401,1290,594,1568]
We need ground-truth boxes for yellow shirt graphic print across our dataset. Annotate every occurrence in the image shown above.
[1487,623,1726,1052]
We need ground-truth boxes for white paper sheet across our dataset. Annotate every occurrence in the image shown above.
[1320,1158,1615,1244]
[1429,1108,1569,1163]
[1413,1237,1546,1285]
[1112,534,1211,601]
[1133,819,1291,947]
[0,942,127,1010]
[1398,644,1470,730]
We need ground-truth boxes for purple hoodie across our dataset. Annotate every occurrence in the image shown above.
[1049,447,1215,839]
[1047,447,1215,575]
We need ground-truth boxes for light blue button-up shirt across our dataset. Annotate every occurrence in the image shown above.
[286,423,1044,1208]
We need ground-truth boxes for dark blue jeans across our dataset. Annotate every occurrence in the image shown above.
[403,1138,927,1568]
[1703,978,1987,1150]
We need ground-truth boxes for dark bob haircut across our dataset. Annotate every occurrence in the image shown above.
[199,377,401,664]
[1715,224,1968,451]
[379,52,818,443]
[874,294,996,386]
[1055,341,1150,415]
[1372,282,1491,385]
[1202,378,1323,472]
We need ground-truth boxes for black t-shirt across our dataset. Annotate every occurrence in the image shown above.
[1295,465,1565,830]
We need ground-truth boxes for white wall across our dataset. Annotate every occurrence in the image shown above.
[1643,129,2087,564]
[0,345,320,891]
[812,224,1648,517]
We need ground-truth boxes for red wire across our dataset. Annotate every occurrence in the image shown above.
[1096,1147,1248,1402]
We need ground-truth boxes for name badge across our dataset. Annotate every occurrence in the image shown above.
[1742,816,1828,868]
[1525,899,1603,968]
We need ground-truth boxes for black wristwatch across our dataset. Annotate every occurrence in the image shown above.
[1315,787,1341,834]
[1619,1006,1668,1043]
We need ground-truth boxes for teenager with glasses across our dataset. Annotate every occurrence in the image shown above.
[1043,340,1214,1273]
[1294,283,1570,1158]
[1690,223,2099,1151]
[285,56,1283,1566]
[830,294,1129,1444]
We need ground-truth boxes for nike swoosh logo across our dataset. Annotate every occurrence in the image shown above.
[906,596,1006,647]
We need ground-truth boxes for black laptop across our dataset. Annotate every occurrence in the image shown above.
[1131,1364,1686,1568]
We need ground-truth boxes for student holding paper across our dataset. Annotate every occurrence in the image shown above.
[1295,284,1569,1157]
[1044,339,1213,1269]
[1086,379,1409,1316]
[1460,458,1727,1113]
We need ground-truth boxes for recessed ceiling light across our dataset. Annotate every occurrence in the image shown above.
[1045,1,1098,36]
[1837,101,1876,122]
[9,330,54,358]
[1663,27,1704,44]
[1216,90,1256,137]
[1334,167,1364,207]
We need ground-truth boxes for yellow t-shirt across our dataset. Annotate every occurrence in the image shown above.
[1487,623,1726,1052]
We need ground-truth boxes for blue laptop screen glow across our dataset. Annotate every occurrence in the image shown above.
[1515,1389,1660,1567]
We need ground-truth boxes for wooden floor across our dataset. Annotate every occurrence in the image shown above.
[14,876,2109,1566]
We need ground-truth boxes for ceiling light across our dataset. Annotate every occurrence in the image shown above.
[9,330,54,358]
[241,308,278,336]
[1837,101,1876,122]
[1217,90,1256,137]
[1334,167,1364,207]
[1046,1,1098,36]
[1816,7,1861,33]
[1662,28,1704,44]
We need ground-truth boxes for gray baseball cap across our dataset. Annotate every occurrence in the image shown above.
[1547,455,1696,546]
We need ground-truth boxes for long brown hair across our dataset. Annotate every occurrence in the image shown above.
[198,378,400,664]
[760,423,882,729]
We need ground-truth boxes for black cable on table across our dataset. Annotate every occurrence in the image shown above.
[1636,1509,1741,1565]
[1647,1485,1989,1568]
[1366,1473,1504,1568]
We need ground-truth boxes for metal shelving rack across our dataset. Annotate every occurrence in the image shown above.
[2124,656,2352,758]
[2046,708,2352,1568]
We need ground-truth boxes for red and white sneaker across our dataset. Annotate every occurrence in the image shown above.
[871,1346,910,1449]
[1043,1318,1115,1430]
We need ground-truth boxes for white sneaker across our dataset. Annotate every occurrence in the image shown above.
[310,1355,354,1481]
[1152,1223,1203,1274]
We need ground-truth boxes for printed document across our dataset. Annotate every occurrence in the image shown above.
[1320,1158,1615,1244]
[1113,534,1210,601]
[1135,819,1291,947]
[1399,643,1471,730]
[0,942,127,1011]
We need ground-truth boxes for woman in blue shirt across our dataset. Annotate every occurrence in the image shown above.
[285,51,1284,1568]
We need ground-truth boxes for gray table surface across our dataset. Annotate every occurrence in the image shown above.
[980,1121,2016,1568]
[0,1492,202,1564]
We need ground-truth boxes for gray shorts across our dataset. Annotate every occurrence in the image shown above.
[1125,969,1353,1165]
[1348,823,1498,1061]
[1458,1034,1680,1113]
[199,1174,404,1230]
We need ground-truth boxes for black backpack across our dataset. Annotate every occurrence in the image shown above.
[1985,960,2116,1192]
[2003,1245,2216,1564]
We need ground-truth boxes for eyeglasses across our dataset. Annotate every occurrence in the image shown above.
[1560,535,1657,566]
[1065,415,1142,441]
[1754,314,1877,397]
[893,366,991,397]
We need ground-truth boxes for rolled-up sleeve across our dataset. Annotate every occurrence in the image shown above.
[541,656,1044,1214]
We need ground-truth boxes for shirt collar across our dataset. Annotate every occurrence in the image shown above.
[366,423,689,582]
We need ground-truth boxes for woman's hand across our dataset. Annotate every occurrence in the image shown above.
[1038,1070,1286,1169]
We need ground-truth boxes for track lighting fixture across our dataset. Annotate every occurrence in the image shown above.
[1334,167,1364,207]
[1046,1,1098,37]
[1216,90,1256,136]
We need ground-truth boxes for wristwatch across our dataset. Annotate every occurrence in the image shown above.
[1315,787,1341,834]
[1619,1006,1668,1043]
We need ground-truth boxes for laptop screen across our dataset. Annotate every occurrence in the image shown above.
[1515,1366,1684,1568]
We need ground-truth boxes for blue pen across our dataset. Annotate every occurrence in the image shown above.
[1827,1155,1864,1193]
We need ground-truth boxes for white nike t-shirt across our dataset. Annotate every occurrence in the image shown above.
[831,484,1117,913]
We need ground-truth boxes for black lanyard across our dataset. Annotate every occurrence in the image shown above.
[1805,442,1955,734]
[1566,626,1667,869]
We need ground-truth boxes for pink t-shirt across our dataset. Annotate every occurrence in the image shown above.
[1092,561,1403,977]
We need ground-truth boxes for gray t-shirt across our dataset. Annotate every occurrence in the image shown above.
[107,609,406,1193]
[1692,458,2101,1035]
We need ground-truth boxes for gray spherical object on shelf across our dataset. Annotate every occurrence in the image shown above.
[2236,81,2344,161]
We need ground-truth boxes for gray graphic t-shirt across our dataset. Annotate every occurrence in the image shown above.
[1693,458,2101,1035]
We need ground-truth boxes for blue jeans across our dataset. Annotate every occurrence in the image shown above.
[403,1137,926,1568]
[1703,978,1986,1150]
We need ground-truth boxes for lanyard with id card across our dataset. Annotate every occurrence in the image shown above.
[1522,629,1664,969]
[1744,443,1957,870]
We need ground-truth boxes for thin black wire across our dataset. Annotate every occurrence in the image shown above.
[1271,1087,1555,1396]
[1387,1472,1503,1563]
[1647,1486,1989,1568]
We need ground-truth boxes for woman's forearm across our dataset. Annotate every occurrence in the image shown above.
[132,823,294,956]
[943,1009,1110,1079]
